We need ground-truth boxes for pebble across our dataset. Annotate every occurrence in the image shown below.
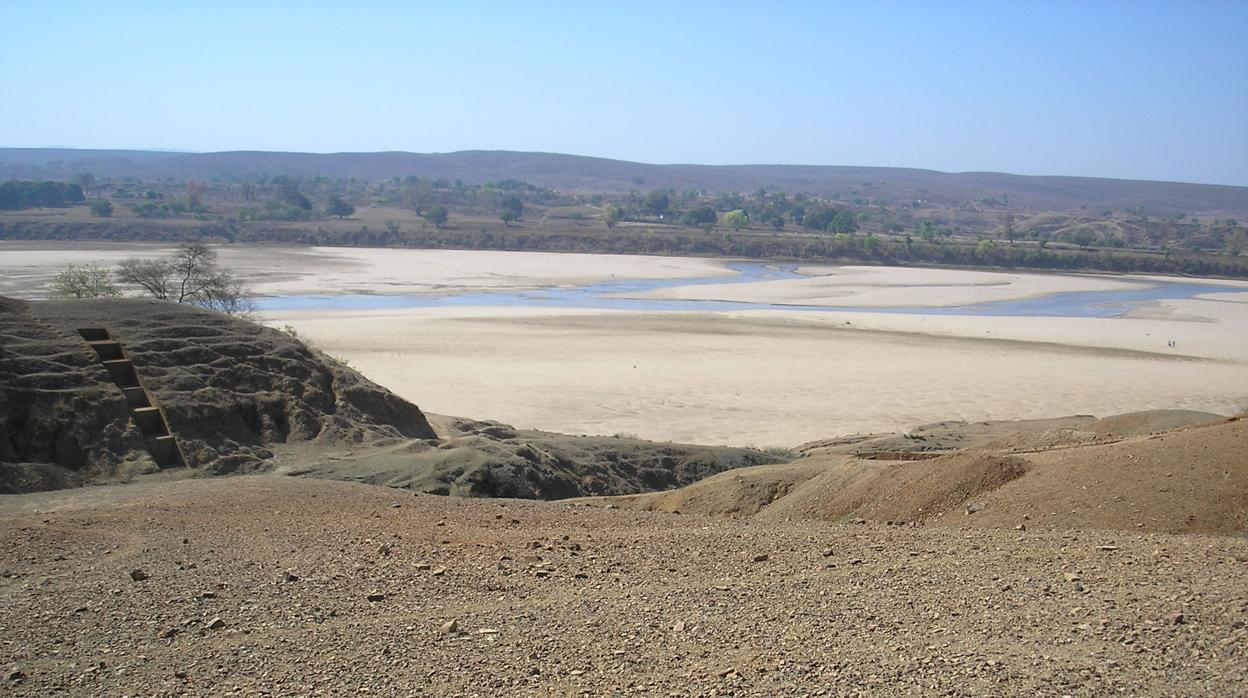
[129,569,148,582]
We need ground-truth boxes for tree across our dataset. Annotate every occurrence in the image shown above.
[186,179,207,211]
[918,220,936,243]
[424,205,448,228]
[829,210,857,234]
[500,195,524,225]
[73,172,96,197]
[327,195,355,219]
[48,264,121,299]
[681,206,717,230]
[90,199,114,217]
[723,209,750,231]
[273,176,312,210]
[644,190,670,216]
[1001,212,1017,243]
[602,202,621,230]
[116,244,253,315]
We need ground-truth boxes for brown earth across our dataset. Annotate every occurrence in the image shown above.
[594,412,1248,537]
[0,475,1245,696]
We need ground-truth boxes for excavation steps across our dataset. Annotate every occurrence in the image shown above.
[78,328,184,468]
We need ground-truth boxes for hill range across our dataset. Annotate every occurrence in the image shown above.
[3,147,1247,216]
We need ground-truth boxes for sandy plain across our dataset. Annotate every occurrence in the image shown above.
[248,250,1248,446]
[4,244,1247,447]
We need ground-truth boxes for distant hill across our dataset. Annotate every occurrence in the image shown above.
[2,147,1246,215]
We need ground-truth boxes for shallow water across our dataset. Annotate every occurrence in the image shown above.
[255,262,1239,318]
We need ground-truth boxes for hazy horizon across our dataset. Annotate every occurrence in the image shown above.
[7,144,1248,189]
[2,2,1246,186]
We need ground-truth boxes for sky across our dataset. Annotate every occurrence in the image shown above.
[1,1,1246,185]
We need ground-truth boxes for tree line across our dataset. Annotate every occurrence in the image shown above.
[0,180,86,209]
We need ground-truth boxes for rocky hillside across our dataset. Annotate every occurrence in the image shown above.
[1,297,780,495]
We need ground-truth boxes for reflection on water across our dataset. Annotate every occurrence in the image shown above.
[255,262,1239,318]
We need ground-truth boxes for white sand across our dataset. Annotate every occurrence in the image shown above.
[258,305,1248,447]
[625,264,1167,307]
[6,243,1246,446]
[0,243,732,299]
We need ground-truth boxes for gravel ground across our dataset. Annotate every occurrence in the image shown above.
[1,476,1245,696]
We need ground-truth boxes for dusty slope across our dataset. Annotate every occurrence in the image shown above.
[955,416,1248,534]
[1,475,1244,697]
[596,412,1248,536]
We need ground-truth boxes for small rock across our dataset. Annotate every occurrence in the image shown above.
[1014,524,1026,531]
[431,566,447,576]
[1098,545,1120,552]
[158,627,179,639]
[414,562,431,570]
[205,617,226,630]
[1171,613,1185,626]
[752,554,769,563]
[1073,581,1085,593]
[129,569,148,582]
[821,548,834,557]
[439,619,459,635]
[673,621,687,632]
[367,593,386,602]
[378,543,392,557]
[6,667,24,683]
[281,571,299,583]
[1063,573,1081,583]
[477,628,500,635]
[174,671,189,680]
[965,502,985,515]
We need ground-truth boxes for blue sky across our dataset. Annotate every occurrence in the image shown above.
[2,1,1246,185]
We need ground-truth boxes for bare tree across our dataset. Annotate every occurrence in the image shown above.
[116,258,174,299]
[186,180,207,210]
[116,244,253,315]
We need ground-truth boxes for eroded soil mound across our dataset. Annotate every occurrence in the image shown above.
[592,412,1248,535]
[282,416,783,499]
[1087,409,1223,438]
[1,298,153,491]
[3,297,435,489]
